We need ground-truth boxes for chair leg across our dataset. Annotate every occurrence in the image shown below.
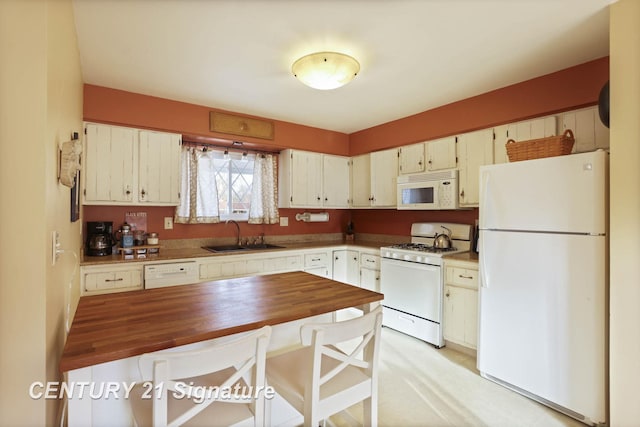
[363,396,377,427]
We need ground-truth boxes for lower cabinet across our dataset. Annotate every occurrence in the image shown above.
[332,249,359,286]
[443,261,479,350]
[359,252,380,292]
[304,251,331,278]
[199,253,303,281]
[81,264,144,295]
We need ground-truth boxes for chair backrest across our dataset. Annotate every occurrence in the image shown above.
[300,307,383,402]
[137,325,271,427]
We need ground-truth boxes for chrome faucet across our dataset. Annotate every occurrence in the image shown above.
[226,220,241,246]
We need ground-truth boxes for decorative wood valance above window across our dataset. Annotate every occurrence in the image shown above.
[209,111,275,140]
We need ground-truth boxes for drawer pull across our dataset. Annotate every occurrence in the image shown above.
[458,275,474,280]
[105,278,124,282]
[311,257,321,262]
[366,259,375,263]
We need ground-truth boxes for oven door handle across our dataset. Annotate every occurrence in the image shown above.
[380,257,440,272]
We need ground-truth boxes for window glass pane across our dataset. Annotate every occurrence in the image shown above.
[211,153,254,220]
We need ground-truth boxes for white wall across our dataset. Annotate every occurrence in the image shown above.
[609,0,640,425]
[0,1,83,425]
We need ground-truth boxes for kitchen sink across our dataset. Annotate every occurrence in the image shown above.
[202,243,284,253]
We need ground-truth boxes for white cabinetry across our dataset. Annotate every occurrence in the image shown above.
[332,249,359,286]
[398,143,425,175]
[138,130,182,204]
[83,122,182,206]
[304,251,331,278]
[351,149,398,207]
[81,264,144,295]
[322,154,351,208]
[278,150,323,208]
[457,128,494,207]
[559,106,609,153]
[443,260,478,350]
[494,117,557,164]
[350,154,371,207]
[279,150,350,208]
[199,252,303,282]
[359,252,380,292]
[426,136,457,171]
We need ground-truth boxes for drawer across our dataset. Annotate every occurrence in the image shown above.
[304,252,329,268]
[360,253,380,269]
[446,266,478,288]
[84,270,143,292]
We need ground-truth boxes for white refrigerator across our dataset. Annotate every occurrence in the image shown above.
[477,150,607,426]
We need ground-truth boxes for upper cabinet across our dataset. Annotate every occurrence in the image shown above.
[83,123,182,206]
[278,150,350,208]
[494,117,557,164]
[279,150,323,208]
[398,142,425,175]
[457,128,494,207]
[351,149,398,208]
[322,154,351,208]
[426,136,457,171]
[558,106,609,153]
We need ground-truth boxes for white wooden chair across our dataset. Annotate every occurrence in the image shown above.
[129,326,272,427]
[266,306,383,427]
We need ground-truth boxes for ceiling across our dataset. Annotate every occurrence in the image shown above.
[72,0,611,134]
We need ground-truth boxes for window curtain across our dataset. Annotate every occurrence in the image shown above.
[248,154,279,224]
[175,147,221,224]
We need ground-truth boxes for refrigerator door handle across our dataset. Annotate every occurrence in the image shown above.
[479,233,489,288]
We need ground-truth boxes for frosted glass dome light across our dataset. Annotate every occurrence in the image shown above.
[292,52,360,90]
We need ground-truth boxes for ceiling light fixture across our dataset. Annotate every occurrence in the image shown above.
[292,51,360,90]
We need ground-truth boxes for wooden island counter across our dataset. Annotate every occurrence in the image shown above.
[60,271,383,426]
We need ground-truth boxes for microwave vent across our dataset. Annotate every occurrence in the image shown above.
[400,170,457,183]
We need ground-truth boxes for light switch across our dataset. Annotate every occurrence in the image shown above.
[280,217,288,227]
[164,217,174,230]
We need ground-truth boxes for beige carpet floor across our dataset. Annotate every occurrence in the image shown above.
[330,321,588,427]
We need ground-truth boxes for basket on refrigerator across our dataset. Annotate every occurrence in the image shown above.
[505,129,575,162]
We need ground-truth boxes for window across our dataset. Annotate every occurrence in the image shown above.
[213,153,255,221]
[175,146,279,225]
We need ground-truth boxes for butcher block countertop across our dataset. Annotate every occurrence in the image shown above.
[59,271,383,373]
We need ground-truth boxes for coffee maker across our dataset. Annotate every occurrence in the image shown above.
[86,221,115,256]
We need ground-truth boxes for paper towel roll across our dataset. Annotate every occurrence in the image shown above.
[295,212,330,222]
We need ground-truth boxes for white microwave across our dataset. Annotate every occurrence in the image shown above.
[396,170,459,210]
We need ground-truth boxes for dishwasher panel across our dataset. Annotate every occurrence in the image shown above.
[144,262,199,289]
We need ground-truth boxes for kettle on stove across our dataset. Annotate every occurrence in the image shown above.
[434,226,452,249]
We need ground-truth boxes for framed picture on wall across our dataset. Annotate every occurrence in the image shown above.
[70,171,80,222]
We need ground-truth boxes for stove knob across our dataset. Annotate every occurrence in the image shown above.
[403,254,411,261]
[392,253,399,259]
[415,256,423,263]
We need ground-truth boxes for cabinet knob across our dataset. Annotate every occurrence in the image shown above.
[445,291,450,297]
[125,190,131,195]
[141,189,146,197]
[317,196,321,201]
[325,197,328,201]
[460,189,465,198]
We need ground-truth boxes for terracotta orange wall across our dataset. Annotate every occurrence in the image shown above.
[83,84,350,155]
[82,57,609,239]
[83,206,351,241]
[350,57,609,155]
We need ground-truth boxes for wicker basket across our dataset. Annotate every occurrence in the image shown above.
[506,129,575,162]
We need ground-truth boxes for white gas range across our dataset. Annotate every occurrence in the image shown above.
[380,222,472,347]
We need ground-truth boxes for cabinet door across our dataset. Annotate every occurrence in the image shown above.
[333,250,359,286]
[496,117,557,164]
[322,154,350,208]
[560,106,609,153]
[457,128,494,206]
[360,267,380,292]
[370,148,398,207]
[398,142,425,175]
[84,123,136,203]
[138,130,182,204]
[350,154,372,207]
[426,136,457,171]
[443,285,478,348]
[291,151,323,207]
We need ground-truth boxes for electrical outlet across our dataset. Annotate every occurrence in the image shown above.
[164,217,174,230]
[280,217,288,227]
[52,231,62,266]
